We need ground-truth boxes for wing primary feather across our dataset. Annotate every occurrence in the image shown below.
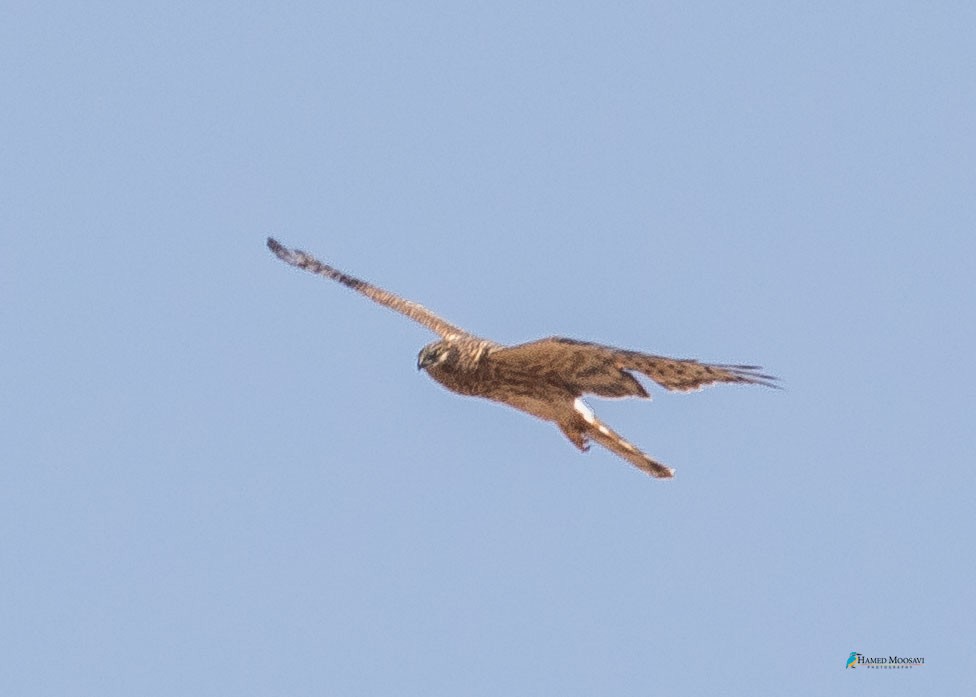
[267,237,471,339]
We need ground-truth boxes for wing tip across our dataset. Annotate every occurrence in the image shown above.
[266,237,308,268]
[267,236,289,259]
[714,363,781,390]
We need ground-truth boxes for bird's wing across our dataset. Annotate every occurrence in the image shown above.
[267,238,471,340]
[489,336,778,396]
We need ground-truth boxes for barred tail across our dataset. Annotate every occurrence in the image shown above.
[584,417,675,479]
[566,398,674,479]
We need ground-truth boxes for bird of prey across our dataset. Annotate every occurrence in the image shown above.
[267,238,776,478]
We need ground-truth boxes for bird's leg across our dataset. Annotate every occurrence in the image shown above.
[558,420,590,452]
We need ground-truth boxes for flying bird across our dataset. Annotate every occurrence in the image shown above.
[267,238,776,478]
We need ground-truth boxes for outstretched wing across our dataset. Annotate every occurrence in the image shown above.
[267,238,471,340]
[489,336,778,396]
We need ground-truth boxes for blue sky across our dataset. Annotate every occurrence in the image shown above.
[2,2,973,694]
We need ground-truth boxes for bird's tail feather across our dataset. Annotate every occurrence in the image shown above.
[584,416,675,479]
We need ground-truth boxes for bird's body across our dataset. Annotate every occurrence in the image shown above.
[268,238,777,478]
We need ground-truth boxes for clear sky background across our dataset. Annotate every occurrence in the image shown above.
[2,2,973,695]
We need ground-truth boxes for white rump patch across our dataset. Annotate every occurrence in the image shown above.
[573,398,596,424]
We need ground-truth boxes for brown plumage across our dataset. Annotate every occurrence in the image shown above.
[268,238,777,479]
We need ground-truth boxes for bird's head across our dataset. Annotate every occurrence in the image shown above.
[417,341,456,372]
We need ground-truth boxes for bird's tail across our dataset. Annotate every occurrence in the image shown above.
[584,416,675,479]
[564,399,674,478]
